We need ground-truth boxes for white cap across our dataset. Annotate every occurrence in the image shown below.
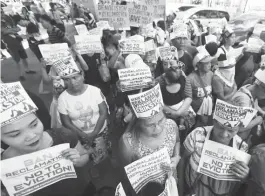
[170,23,188,40]
[192,46,214,68]
[255,69,265,84]
[125,54,147,68]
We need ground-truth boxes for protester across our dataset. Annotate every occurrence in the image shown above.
[58,71,110,165]
[30,1,41,22]
[48,2,66,32]
[1,9,35,80]
[188,47,214,127]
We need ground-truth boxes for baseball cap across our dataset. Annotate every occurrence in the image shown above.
[125,54,148,68]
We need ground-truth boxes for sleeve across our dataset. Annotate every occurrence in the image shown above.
[93,87,104,105]
[212,75,224,94]
[57,94,68,115]
[183,129,197,153]
[184,77,192,98]
[55,27,65,39]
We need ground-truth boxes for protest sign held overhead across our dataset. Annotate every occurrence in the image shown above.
[120,38,145,55]
[124,148,171,193]
[115,183,126,196]
[159,46,174,61]
[1,144,77,196]
[0,82,38,127]
[214,99,257,128]
[87,27,103,37]
[144,0,166,20]
[75,24,89,35]
[127,1,154,27]
[197,140,251,181]
[53,56,80,77]
[39,43,70,65]
[128,84,163,118]
[245,37,264,53]
[97,4,130,29]
[75,35,103,54]
[118,67,152,92]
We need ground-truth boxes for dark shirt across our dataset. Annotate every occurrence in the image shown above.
[179,52,194,76]
[48,26,65,44]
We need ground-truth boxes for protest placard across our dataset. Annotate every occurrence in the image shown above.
[96,21,110,29]
[87,27,103,37]
[53,56,80,77]
[144,0,165,20]
[245,37,264,53]
[213,99,257,128]
[75,35,103,54]
[97,4,130,29]
[159,46,174,61]
[197,139,251,181]
[75,24,89,35]
[128,84,163,118]
[118,67,152,92]
[1,144,77,196]
[127,1,154,27]
[120,39,145,55]
[115,183,126,196]
[39,43,70,65]
[124,148,170,193]
[145,39,156,52]
[0,82,38,127]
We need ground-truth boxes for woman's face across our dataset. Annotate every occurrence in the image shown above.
[40,18,50,29]
[171,37,187,50]
[197,61,211,73]
[138,111,166,137]
[212,120,239,145]
[1,113,44,153]
[63,73,84,92]
[226,33,236,46]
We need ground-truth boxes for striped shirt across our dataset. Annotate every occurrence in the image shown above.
[184,126,248,172]
[48,26,65,44]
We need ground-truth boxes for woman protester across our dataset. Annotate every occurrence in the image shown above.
[1,82,92,196]
[188,46,214,127]
[178,101,250,196]
[58,71,110,165]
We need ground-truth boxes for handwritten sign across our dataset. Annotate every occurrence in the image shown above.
[1,144,77,196]
[159,46,174,61]
[124,148,170,193]
[75,24,88,35]
[53,56,80,77]
[214,99,257,128]
[75,35,103,54]
[0,82,38,127]
[127,2,154,27]
[120,39,145,55]
[87,27,103,37]
[98,4,130,29]
[118,67,152,92]
[197,140,251,181]
[128,84,163,118]
[39,43,70,65]
[245,37,264,53]
[115,183,126,196]
[144,0,165,20]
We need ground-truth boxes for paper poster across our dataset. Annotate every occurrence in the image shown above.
[0,82,38,127]
[75,24,89,35]
[145,39,156,52]
[118,67,152,92]
[159,46,174,61]
[53,56,80,77]
[87,27,103,37]
[115,183,126,196]
[97,4,130,29]
[39,43,70,65]
[75,35,103,54]
[127,1,154,27]
[1,144,77,196]
[245,37,264,53]
[128,84,163,118]
[197,140,251,181]
[253,24,265,38]
[120,39,145,55]
[96,21,110,29]
[124,148,170,193]
[214,99,257,128]
[144,0,165,20]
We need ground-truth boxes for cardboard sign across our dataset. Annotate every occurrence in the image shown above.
[197,140,251,181]
[124,148,170,193]
[75,35,103,54]
[1,144,77,196]
[127,2,154,27]
[0,82,38,127]
[97,4,130,29]
[159,46,174,61]
[214,99,257,128]
[39,43,70,65]
[144,0,165,20]
[96,21,110,29]
[118,67,152,92]
[245,37,264,53]
[53,56,80,77]
[75,24,89,35]
[87,27,103,37]
[115,183,126,196]
[120,39,145,55]
[145,39,156,52]
[128,84,163,118]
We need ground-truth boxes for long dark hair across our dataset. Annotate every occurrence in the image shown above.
[26,22,39,34]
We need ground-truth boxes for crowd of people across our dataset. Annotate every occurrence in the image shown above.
[1,1,265,196]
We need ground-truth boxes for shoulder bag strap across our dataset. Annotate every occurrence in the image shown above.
[196,71,208,98]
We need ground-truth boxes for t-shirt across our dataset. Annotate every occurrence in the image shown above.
[58,84,107,134]
[187,71,213,113]
[48,26,65,44]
